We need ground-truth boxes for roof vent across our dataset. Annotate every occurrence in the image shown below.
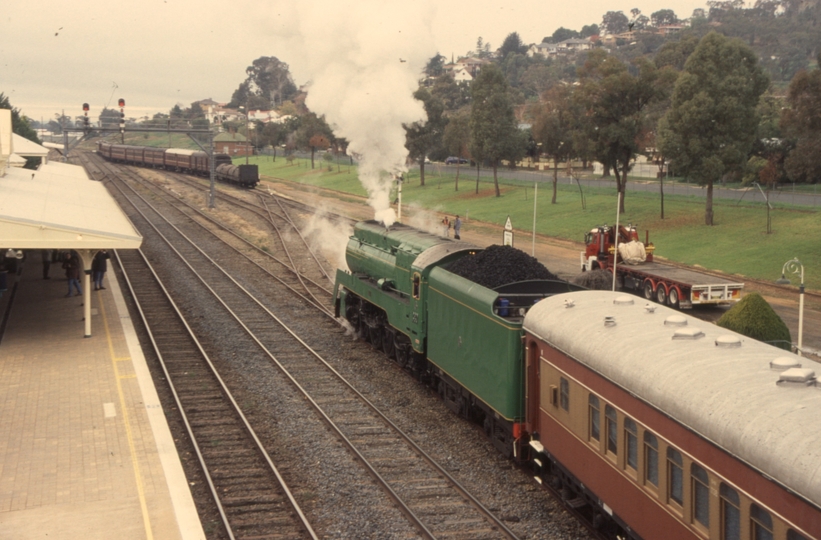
[770,357,801,372]
[715,335,742,348]
[672,327,704,340]
[664,315,688,327]
[604,316,616,327]
[777,368,816,387]
[614,296,634,305]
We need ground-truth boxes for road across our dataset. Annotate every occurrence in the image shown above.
[417,163,821,207]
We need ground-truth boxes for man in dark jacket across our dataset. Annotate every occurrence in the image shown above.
[63,253,82,297]
[92,250,110,291]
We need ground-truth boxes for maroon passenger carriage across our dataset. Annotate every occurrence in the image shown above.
[522,290,820,540]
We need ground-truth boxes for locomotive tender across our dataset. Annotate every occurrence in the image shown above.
[96,141,259,188]
[335,220,821,539]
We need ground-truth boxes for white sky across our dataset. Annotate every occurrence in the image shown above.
[1,0,709,123]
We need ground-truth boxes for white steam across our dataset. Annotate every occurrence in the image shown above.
[301,205,353,273]
[278,2,438,227]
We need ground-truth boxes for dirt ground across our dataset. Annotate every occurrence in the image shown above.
[262,176,821,363]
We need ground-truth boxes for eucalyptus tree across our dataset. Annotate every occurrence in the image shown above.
[659,32,769,225]
[469,64,526,197]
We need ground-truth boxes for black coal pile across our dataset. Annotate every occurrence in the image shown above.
[448,245,560,289]
[572,269,613,290]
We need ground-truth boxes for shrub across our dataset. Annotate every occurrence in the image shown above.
[716,292,792,350]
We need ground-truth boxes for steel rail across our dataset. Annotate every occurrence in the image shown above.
[113,246,318,540]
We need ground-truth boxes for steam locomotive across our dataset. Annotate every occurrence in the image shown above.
[333,220,820,540]
[96,141,259,188]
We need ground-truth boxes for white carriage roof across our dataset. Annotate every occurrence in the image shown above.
[524,290,821,509]
[0,160,143,250]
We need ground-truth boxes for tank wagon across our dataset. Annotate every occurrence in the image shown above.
[524,290,820,539]
[96,141,258,188]
[333,220,582,456]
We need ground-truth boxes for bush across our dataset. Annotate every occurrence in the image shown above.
[716,292,792,350]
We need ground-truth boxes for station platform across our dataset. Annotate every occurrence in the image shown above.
[0,259,205,539]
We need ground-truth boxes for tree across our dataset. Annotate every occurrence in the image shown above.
[442,109,471,191]
[580,24,600,38]
[654,35,699,70]
[404,88,446,186]
[425,54,446,78]
[659,32,769,225]
[601,11,629,35]
[716,292,791,350]
[577,50,676,213]
[499,32,527,59]
[548,27,579,43]
[0,93,41,169]
[651,9,679,26]
[98,107,121,129]
[532,85,576,204]
[430,76,471,111]
[469,64,526,197]
[229,56,297,109]
[781,54,821,184]
[294,113,334,168]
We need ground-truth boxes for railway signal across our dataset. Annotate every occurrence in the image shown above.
[118,98,125,142]
[82,103,90,134]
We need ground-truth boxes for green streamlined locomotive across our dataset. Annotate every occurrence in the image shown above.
[333,220,582,456]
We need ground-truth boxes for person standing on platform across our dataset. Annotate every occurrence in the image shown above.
[41,249,52,279]
[453,216,462,240]
[63,253,82,297]
[92,250,109,291]
[442,216,450,237]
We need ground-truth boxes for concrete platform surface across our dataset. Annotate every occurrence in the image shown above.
[0,260,204,539]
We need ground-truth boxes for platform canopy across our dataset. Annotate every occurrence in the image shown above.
[0,161,142,250]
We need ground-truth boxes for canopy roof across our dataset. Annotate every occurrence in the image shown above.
[0,161,142,250]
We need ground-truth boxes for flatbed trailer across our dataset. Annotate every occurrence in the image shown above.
[580,224,743,309]
[614,260,743,309]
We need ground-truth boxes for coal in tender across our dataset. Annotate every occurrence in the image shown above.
[448,244,560,289]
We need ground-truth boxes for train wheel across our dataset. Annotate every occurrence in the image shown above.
[383,328,396,359]
[396,345,409,368]
[643,280,654,300]
[369,325,383,350]
[668,288,680,309]
[656,285,667,305]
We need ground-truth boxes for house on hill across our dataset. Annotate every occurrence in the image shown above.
[214,132,251,156]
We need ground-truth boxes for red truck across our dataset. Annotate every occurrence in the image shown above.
[580,224,743,309]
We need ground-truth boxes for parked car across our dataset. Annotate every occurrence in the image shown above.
[445,156,468,164]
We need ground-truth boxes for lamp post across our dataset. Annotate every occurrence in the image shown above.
[776,258,804,356]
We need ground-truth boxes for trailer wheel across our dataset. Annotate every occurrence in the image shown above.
[643,281,654,300]
[668,288,680,309]
[656,285,668,305]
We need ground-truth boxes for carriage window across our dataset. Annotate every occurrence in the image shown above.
[624,418,637,471]
[787,530,809,540]
[605,405,617,455]
[691,463,710,528]
[751,504,774,540]
[644,432,659,489]
[667,447,683,507]
[412,273,421,299]
[560,378,569,412]
[720,483,740,540]
[588,395,600,442]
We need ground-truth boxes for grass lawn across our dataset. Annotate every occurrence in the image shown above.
[247,155,821,291]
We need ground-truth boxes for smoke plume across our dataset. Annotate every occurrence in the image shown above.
[278,2,438,227]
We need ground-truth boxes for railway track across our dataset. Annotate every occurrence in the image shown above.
[116,248,317,539]
[90,154,524,538]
